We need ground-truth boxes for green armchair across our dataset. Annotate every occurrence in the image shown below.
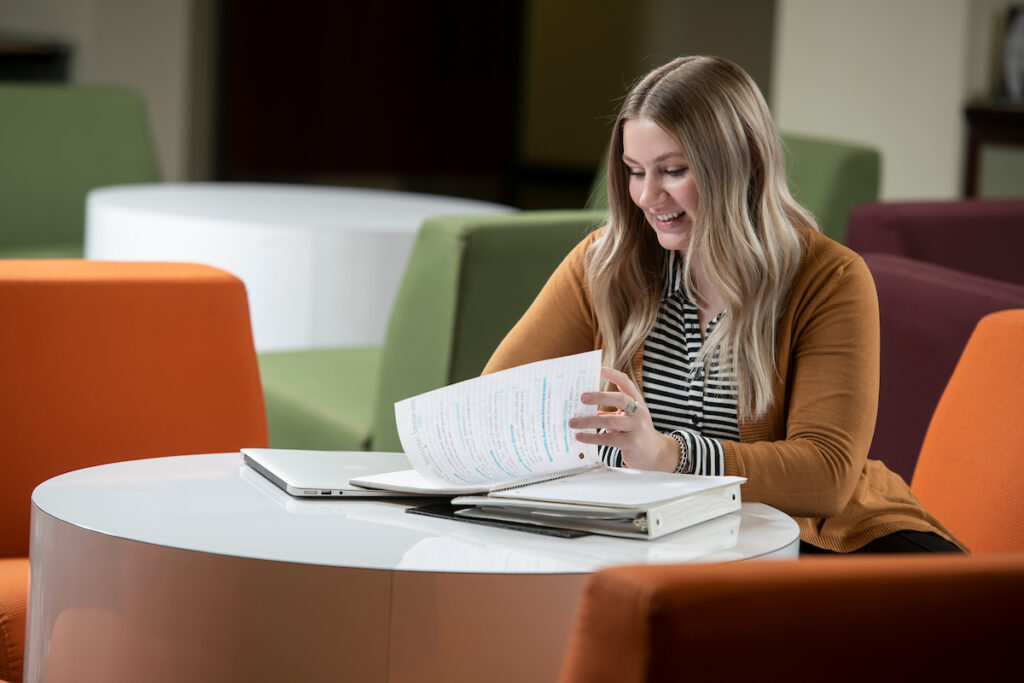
[259,210,606,451]
[586,132,880,243]
[781,133,881,243]
[0,84,159,259]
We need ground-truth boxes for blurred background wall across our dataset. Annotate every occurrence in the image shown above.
[774,0,1024,199]
[1,0,1021,207]
[0,0,211,182]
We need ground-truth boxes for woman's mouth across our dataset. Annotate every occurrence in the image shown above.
[653,210,686,227]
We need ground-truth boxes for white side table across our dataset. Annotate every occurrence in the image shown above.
[86,183,515,352]
[26,453,799,683]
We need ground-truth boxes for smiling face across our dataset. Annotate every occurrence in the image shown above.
[621,116,700,253]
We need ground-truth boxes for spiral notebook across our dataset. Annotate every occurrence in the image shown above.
[349,351,603,495]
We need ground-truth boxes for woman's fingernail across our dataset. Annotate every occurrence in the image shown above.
[581,393,591,402]
[569,419,579,428]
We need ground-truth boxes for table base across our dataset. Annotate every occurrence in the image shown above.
[26,508,585,683]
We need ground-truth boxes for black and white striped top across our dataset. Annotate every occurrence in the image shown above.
[600,250,738,474]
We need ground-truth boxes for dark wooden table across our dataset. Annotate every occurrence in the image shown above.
[963,99,1024,197]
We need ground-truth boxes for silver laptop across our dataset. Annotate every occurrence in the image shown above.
[242,448,413,498]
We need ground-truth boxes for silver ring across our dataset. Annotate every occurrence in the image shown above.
[624,400,638,415]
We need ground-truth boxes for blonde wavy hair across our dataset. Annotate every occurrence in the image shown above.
[587,56,816,421]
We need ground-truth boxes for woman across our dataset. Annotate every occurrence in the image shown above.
[484,56,963,554]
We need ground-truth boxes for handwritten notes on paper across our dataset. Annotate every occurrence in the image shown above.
[394,351,602,486]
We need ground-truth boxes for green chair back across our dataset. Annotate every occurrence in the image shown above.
[369,210,607,451]
[584,132,880,243]
[782,133,880,243]
[0,84,159,256]
[586,149,610,211]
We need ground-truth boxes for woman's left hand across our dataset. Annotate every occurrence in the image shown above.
[570,367,680,472]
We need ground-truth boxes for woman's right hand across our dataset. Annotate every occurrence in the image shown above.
[569,368,681,472]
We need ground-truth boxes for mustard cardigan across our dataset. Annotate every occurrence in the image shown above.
[483,227,963,552]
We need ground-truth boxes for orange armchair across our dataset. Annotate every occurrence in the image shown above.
[559,553,1024,683]
[0,260,268,682]
[911,308,1024,555]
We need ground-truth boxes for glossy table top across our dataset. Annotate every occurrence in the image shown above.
[87,183,513,233]
[32,453,800,573]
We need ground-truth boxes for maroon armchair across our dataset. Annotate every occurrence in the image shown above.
[848,199,1024,286]
[863,253,1024,482]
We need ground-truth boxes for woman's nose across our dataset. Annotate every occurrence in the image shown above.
[638,176,664,206]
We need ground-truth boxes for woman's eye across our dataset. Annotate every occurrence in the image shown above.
[666,168,689,177]
[627,170,644,177]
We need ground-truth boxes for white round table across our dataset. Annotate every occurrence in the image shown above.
[26,453,799,683]
[85,183,515,352]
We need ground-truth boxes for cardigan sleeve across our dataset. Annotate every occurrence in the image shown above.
[483,231,602,374]
[721,249,881,518]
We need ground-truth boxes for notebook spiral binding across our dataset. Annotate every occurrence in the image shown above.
[488,461,601,493]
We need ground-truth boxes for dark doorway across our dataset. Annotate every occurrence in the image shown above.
[217,0,524,204]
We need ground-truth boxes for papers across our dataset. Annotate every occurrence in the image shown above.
[353,351,602,493]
